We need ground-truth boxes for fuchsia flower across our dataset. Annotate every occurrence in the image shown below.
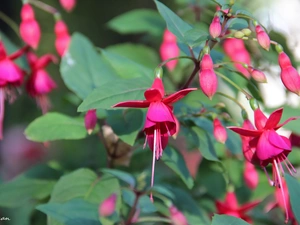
[20,4,41,49]
[216,191,260,223]
[213,118,227,144]
[0,42,28,139]
[199,53,218,99]
[223,38,251,78]
[229,108,298,222]
[278,52,300,95]
[169,205,188,225]
[59,0,76,12]
[54,20,71,57]
[244,161,259,190]
[84,109,97,134]
[98,193,117,217]
[113,77,196,200]
[26,52,57,114]
[159,29,179,71]
[255,25,270,51]
[209,16,221,38]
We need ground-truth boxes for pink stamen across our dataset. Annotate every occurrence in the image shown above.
[0,88,4,140]
[281,154,297,174]
[273,159,289,223]
[263,167,274,186]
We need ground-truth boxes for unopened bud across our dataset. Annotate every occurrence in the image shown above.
[275,44,283,54]
[234,31,244,39]
[99,193,117,217]
[59,0,76,12]
[244,161,259,190]
[84,109,97,135]
[242,28,251,36]
[209,16,222,39]
[249,98,259,110]
[169,205,188,225]
[255,25,270,51]
[213,118,227,144]
[250,68,267,83]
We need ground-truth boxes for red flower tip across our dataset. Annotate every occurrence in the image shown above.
[160,29,179,71]
[84,109,97,135]
[255,25,270,51]
[169,205,188,225]
[99,193,117,217]
[209,16,222,38]
[163,29,177,42]
[59,0,76,12]
[213,118,227,144]
[54,20,71,56]
[20,4,35,21]
[244,161,259,190]
[249,68,267,83]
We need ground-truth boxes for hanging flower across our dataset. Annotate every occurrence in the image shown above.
[209,16,221,38]
[244,160,259,190]
[169,205,188,225]
[59,0,76,12]
[255,25,270,51]
[54,20,71,57]
[213,118,227,143]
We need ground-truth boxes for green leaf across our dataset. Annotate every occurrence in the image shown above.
[225,129,242,155]
[106,43,160,69]
[212,214,250,225]
[106,109,144,145]
[154,0,193,44]
[25,112,87,142]
[37,199,100,225]
[107,9,164,36]
[285,174,300,223]
[101,169,136,187]
[161,147,194,189]
[60,33,119,99]
[78,77,151,112]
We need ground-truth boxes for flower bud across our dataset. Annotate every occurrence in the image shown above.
[244,161,259,190]
[99,193,117,217]
[84,109,97,135]
[160,30,179,71]
[200,54,213,70]
[213,118,227,144]
[250,68,267,83]
[209,16,221,38]
[242,28,252,36]
[255,25,270,51]
[234,31,244,39]
[163,29,177,42]
[54,20,71,56]
[20,4,41,49]
[169,205,188,225]
[59,0,76,12]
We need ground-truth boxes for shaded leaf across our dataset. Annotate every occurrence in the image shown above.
[101,169,136,187]
[285,174,300,223]
[212,214,250,225]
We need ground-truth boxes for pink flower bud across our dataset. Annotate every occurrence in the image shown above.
[20,4,41,49]
[250,68,267,83]
[244,161,259,190]
[278,52,300,95]
[199,54,217,99]
[209,16,221,38]
[255,25,270,51]
[200,54,214,70]
[99,193,117,217]
[59,0,76,12]
[54,20,71,56]
[160,29,179,71]
[213,118,227,144]
[163,29,177,42]
[169,205,188,225]
[84,109,97,135]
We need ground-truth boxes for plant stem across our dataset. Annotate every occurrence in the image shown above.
[216,92,247,112]
[0,11,20,37]
[29,0,60,16]
[125,192,141,225]
[158,55,197,68]
[134,217,172,224]
[181,62,200,89]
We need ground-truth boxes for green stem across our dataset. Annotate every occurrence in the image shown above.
[134,217,172,224]
[216,92,247,112]
[215,71,252,99]
[0,11,20,37]
[158,55,197,68]
[29,0,60,16]
[180,62,200,89]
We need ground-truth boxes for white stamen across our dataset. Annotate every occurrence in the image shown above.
[150,129,157,202]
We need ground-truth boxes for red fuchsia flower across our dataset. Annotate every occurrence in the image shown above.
[223,38,251,78]
[54,20,71,57]
[255,25,270,51]
[228,108,298,222]
[98,193,117,217]
[213,118,227,144]
[199,53,218,99]
[209,16,222,38]
[216,191,260,223]
[26,52,57,114]
[0,42,28,139]
[59,0,76,12]
[159,29,179,71]
[84,109,97,134]
[278,52,300,95]
[244,160,259,190]
[19,4,41,49]
[248,67,267,83]
[112,77,196,200]
[169,205,188,225]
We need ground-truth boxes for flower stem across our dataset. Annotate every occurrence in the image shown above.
[125,192,141,225]
[28,0,60,16]
[158,55,197,68]
[181,62,200,89]
[216,92,247,112]
[0,11,20,37]
[134,217,172,224]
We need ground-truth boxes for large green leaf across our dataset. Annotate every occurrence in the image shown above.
[101,169,136,188]
[37,199,100,225]
[161,147,194,189]
[77,77,151,112]
[60,33,119,99]
[25,112,87,142]
[107,9,164,36]
[285,174,300,223]
[211,214,250,225]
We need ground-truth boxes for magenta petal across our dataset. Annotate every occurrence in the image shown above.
[112,100,149,108]
[144,88,163,102]
[0,59,23,82]
[254,109,267,130]
[256,131,284,161]
[228,126,261,137]
[147,102,175,123]
[268,130,292,150]
[276,116,299,130]
[264,108,283,129]
[238,200,260,214]
[163,88,197,105]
